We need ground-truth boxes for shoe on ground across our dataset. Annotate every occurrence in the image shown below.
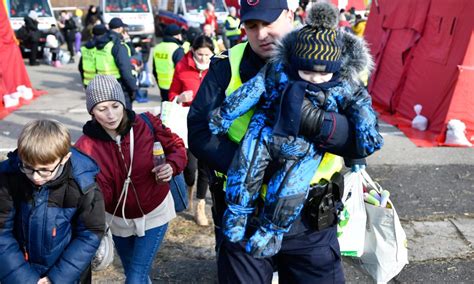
[195,199,209,226]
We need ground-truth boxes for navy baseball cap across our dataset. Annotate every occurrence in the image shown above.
[109,17,128,29]
[240,0,288,23]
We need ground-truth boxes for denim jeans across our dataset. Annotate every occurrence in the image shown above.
[113,223,169,284]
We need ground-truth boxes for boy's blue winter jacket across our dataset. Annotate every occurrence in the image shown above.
[0,148,105,283]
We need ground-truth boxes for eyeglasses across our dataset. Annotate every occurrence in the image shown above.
[19,157,64,178]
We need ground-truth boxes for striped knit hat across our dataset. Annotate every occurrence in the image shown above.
[292,2,342,73]
[86,75,126,113]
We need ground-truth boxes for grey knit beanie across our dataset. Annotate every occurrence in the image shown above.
[86,75,126,113]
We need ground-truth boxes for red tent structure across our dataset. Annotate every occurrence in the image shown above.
[365,0,474,147]
[0,0,44,119]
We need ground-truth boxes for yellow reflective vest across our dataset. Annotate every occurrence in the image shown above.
[80,45,96,86]
[225,16,241,37]
[95,41,131,79]
[224,42,343,185]
[153,41,180,90]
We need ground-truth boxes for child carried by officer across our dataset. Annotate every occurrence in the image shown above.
[209,3,383,258]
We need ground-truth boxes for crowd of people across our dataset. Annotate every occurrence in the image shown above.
[1,1,382,283]
[17,5,104,66]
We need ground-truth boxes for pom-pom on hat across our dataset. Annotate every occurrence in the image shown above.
[291,2,343,73]
[86,75,126,113]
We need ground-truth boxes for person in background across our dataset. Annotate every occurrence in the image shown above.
[83,5,103,42]
[75,75,187,283]
[347,6,357,24]
[338,11,353,33]
[203,2,218,35]
[168,35,215,226]
[188,0,369,282]
[58,11,77,63]
[224,6,241,48]
[94,17,137,109]
[293,6,306,27]
[45,24,64,67]
[78,24,108,88]
[153,24,185,102]
[73,9,84,56]
[352,14,367,37]
[203,24,221,54]
[0,119,105,283]
[23,10,41,66]
[182,26,202,54]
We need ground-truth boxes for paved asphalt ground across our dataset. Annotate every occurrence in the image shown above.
[0,59,473,283]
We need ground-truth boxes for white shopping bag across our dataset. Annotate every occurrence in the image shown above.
[359,170,409,283]
[160,98,190,147]
[337,171,367,257]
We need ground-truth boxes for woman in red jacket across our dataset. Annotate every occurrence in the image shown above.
[169,35,214,226]
[75,75,187,283]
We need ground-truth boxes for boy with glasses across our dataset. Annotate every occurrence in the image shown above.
[0,120,105,283]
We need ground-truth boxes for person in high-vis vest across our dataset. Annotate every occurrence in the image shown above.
[78,24,108,88]
[224,6,241,48]
[94,17,137,110]
[209,2,383,259]
[153,24,185,102]
[188,0,373,283]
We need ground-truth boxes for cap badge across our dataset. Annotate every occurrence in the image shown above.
[247,0,259,6]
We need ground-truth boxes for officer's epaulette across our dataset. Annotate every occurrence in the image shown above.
[211,51,229,63]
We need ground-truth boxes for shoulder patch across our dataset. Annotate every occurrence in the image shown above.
[211,51,229,64]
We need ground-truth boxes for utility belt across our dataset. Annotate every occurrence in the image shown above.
[304,172,344,231]
[211,171,344,233]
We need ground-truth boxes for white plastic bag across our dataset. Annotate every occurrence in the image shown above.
[411,104,428,131]
[359,170,409,282]
[160,98,189,147]
[337,171,367,257]
[444,119,472,146]
[92,227,114,271]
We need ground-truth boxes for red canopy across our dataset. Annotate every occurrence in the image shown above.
[365,0,474,147]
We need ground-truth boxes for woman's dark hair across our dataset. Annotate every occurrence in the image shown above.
[116,109,130,135]
[192,35,214,53]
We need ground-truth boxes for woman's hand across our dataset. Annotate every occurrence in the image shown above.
[152,163,173,183]
[177,90,193,103]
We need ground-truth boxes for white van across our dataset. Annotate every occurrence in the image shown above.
[8,0,57,32]
[100,0,155,41]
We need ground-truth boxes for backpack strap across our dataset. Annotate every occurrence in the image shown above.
[140,113,155,136]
